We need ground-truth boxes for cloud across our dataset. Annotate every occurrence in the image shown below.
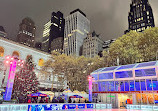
[0,0,157,41]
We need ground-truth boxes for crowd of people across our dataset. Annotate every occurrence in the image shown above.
[0,92,90,104]
[24,96,89,103]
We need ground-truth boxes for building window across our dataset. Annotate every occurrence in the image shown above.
[38,58,44,66]
[0,47,4,57]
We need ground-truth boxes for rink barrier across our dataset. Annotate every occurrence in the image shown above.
[0,103,112,111]
[126,104,158,110]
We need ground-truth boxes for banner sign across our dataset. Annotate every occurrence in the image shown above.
[77,104,85,109]
[62,104,76,110]
[28,104,63,111]
[86,104,94,109]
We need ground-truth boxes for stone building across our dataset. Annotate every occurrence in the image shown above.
[17,17,36,47]
[82,31,103,58]
[0,36,65,91]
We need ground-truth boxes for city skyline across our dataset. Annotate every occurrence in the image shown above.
[0,0,158,42]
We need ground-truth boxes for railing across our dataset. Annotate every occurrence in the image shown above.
[0,103,112,111]
[127,104,158,110]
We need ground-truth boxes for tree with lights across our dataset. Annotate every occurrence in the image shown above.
[41,51,101,92]
[12,55,39,103]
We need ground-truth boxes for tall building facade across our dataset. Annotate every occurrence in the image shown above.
[82,31,103,58]
[42,11,65,53]
[49,11,65,53]
[0,26,7,38]
[42,20,52,52]
[17,17,36,47]
[125,0,155,33]
[63,9,90,56]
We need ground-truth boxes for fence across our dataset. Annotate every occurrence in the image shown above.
[0,103,112,111]
[127,104,158,110]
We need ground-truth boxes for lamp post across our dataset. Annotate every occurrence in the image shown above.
[156,50,158,60]
[88,76,92,102]
[3,56,24,101]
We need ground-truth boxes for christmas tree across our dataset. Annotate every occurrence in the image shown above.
[12,55,39,103]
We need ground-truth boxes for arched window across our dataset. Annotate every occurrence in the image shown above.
[12,51,20,57]
[38,58,44,66]
[0,47,4,57]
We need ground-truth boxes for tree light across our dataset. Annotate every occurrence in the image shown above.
[6,61,9,64]
[88,76,92,81]
[6,56,10,59]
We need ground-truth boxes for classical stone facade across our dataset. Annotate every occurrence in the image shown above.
[17,17,36,47]
[51,37,64,53]
[0,37,56,90]
[82,31,103,58]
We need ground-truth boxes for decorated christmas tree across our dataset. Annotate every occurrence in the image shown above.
[12,55,39,102]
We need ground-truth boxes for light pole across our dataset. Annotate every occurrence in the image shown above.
[88,76,92,102]
[156,50,158,60]
[3,56,24,101]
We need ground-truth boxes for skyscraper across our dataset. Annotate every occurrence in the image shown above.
[49,11,65,53]
[17,17,36,47]
[42,20,52,52]
[42,11,65,53]
[125,0,155,33]
[0,26,7,38]
[64,9,90,56]
[82,31,103,58]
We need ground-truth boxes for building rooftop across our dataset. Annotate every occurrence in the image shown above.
[91,61,157,74]
[0,26,5,32]
[70,9,86,17]
[91,61,158,81]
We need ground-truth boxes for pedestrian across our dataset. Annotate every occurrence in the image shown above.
[0,93,3,104]
[78,99,80,103]
[84,99,87,103]
[61,98,64,103]
[28,98,31,103]
[68,97,72,103]
[31,98,36,103]
[19,95,23,103]
[52,97,56,103]
[39,98,44,103]
[59,97,62,103]
[45,97,49,103]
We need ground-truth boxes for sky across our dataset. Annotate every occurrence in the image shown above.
[0,0,158,41]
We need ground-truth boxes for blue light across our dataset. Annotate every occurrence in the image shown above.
[149,83,156,88]
[115,71,133,78]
